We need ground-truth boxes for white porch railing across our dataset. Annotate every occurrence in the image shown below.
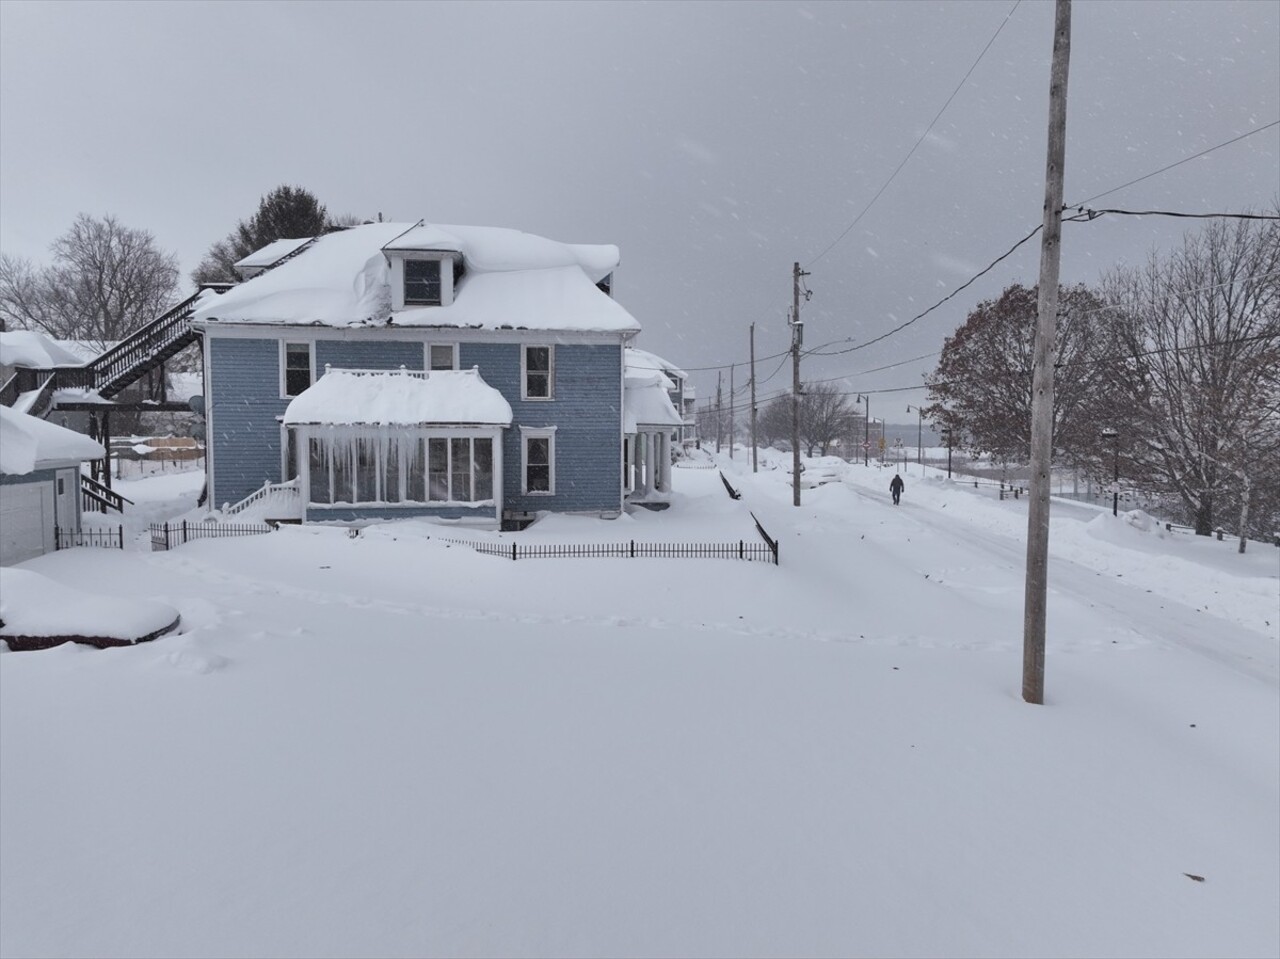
[223,478,301,516]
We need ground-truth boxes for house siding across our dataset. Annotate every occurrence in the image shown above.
[209,334,624,519]
[316,340,423,373]
[208,338,289,508]
[460,342,623,515]
[0,468,56,488]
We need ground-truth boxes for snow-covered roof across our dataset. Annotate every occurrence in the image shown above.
[626,347,686,386]
[282,367,513,427]
[193,222,638,334]
[233,237,314,275]
[624,382,683,432]
[0,330,86,368]
[0,406,104,474]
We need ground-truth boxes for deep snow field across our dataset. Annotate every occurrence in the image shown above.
[1,451,1277,959]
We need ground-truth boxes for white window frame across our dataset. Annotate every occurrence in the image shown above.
[280,340,315,398]
[389,254,455,310]
[520,426,556,496]
[426,342,459,371]
[521,344,555,401]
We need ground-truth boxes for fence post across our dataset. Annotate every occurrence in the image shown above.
[118,525,124,549]
[739,539,744,559]
[164,521,170,550]
[630,539,636,558]
[182,520,188,544]
[512,542,517,561]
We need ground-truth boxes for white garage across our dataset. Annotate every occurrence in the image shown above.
[0,407,104,567]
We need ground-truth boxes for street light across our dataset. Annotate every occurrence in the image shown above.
[1101,427,1120,516]
[940,426,953,479]
[906,404,924,470]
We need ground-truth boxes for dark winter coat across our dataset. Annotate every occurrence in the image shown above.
[890,475,905,494]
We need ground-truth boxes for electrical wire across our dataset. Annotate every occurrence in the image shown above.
[806,0,1023,268]
[1073,207,1280,222]
[1067,121,1280,208]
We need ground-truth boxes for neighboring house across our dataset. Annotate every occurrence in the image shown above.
[193,221,681,527]
[0,406,104,566]
[625,347,696,447]
[623,348,685,498]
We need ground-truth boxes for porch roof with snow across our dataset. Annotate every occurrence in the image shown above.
[194,222,639,334]
[0,330,87,369]
[623,349,683,432]
[0,406,104,475]
[282,367,513,427]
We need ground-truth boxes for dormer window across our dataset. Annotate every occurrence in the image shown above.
[387,252,459,311]
[404,259,442,306]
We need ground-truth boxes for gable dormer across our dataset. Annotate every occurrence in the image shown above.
[385,251,465,310]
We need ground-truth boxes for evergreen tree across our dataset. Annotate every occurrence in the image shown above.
[193,185,330,285]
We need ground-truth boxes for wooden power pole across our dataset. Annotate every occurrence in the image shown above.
[716,371,723,453]
[791,262,804,507]
[729,364,736,459]
[1023,0,1072,706]
[750,323,758,473]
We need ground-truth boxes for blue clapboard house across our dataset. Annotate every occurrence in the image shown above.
[192,222,681,528]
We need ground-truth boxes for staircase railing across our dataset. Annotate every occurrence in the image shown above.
[223,478,301,517]
[81,474,133,514]
[19,374,58,418]
[88,287,227,398]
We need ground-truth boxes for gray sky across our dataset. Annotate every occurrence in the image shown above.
[1,0,1276,416]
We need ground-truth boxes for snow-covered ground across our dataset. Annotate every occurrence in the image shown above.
[2,454,1276,959]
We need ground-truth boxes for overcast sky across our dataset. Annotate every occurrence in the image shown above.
[1,0,1276,417]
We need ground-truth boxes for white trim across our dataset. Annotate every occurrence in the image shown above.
[197,323,626,346]
[426,342,459,371]
[519,425,557,495]
[521,344,555,401]
[279,340,315,399]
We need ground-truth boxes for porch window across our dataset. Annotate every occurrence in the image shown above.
[305,432,498,506]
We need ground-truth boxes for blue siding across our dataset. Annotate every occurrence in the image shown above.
[209,334,624,519]
[460,342,622,515]
[208,338,288,508]
[306,504,498,523]
[316,341,423,372]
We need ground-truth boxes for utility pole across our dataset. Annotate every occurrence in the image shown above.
[716,371,723,454]
[1023,0,1072,707]
[750,323,758,473]
[729,363,736,459]
[790,261,807,507]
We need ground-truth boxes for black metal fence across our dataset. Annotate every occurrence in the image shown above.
[55,526,125,550]
[437,535,778,564]
[150,521,274,551]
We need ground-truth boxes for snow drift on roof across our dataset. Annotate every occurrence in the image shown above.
[283,367,513,427]
[193,222,637,333]
[0,330,86,368]
[0,406,104,474]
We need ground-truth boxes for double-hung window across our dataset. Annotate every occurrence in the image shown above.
[404,259,442,306]
[523,345,553,400]
[522,427,555,495]
[283,342,313,397]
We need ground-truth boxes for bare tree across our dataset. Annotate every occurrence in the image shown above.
[925,283,1111,465]
[0,214,180,349]
[1099,217,1280,537]
[756,383,857,455]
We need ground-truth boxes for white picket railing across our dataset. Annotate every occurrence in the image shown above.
[222,478,300,516]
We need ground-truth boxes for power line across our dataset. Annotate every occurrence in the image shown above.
[1072,207,1280,222]
[806,0,1023,268]
[1067,120,1280,208]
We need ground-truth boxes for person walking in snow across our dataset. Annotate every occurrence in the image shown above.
[890,472,904,506]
